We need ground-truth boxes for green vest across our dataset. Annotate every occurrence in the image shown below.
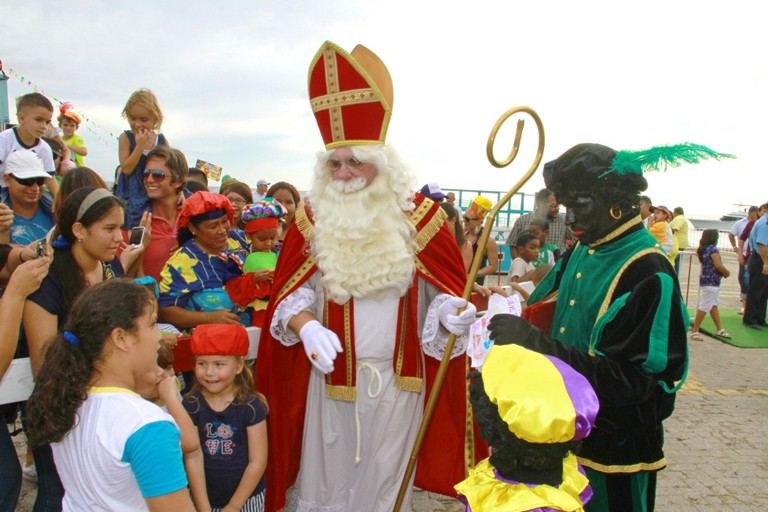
[529,222,663,354]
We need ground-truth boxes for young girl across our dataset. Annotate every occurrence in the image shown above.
[226,200,286,327]
[58,103,88,167]
[24,279,195,511]
[691,229,731,340]
[136,341,210,512]
[265,181,301,253]
[183,324,268,511]
[117,89,169,227]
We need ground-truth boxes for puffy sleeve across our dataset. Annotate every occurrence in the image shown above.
[158,249,204,308]
[513,259,688,407]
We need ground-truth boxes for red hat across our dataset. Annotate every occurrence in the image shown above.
[308,40,393,150]
[190,324,249,357]
[178,191,235,229]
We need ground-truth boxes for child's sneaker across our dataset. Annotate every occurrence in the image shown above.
[690,331,704,341]
[716,329,731,338]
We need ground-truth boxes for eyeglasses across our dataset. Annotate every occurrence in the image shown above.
[327,157,364,171]
[11,175,46,187]
[143,168,168,181]
[463,215,480,223]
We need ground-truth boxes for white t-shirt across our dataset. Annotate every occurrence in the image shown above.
[0,128,55,183]
[730,217,750,256]
[508,257,535,280]
[51,387,188,512]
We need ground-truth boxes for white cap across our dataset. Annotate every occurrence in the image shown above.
[6,150,50,180]
[257,178,270,186]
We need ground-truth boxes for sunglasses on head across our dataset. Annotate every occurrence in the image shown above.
[11,175,46,187]
[143,168,168,181]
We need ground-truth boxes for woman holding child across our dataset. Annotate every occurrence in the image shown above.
[157,191,248,329]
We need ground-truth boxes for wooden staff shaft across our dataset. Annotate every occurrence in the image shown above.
[393,107,545,511]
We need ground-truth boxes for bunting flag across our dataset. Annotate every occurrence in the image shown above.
[2,60,118,148]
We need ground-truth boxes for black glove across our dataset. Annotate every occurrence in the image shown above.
[488,314,555,354]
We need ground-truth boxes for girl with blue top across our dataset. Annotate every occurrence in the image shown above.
[690,229,731,340]
[117,89,169,228]
[25,279,195,512]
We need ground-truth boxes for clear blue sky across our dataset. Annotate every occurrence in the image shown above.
[2,0,765,219]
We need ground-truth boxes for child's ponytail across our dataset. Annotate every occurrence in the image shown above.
[25,279,155,447]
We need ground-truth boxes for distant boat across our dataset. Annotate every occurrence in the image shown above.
[720,210,747,222]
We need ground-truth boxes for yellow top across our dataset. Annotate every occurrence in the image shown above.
[455,455,590,512]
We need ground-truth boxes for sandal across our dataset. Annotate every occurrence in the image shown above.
[716,329,731,338]
[690,332,704,341]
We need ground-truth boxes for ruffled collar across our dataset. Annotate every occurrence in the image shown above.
[455,455,592,512]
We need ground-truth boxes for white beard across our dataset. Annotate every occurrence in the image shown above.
[310,150,417,305]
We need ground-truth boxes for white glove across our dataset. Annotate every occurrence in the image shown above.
[438,297,477,336]
[299,320,343,374]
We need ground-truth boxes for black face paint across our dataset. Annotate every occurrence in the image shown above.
[561,190,623,244]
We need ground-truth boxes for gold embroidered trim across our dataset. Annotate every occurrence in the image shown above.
[413,207,447,254]
[596,247,662,319]
[395,299,408,377]
[408,197,434,227]
[311,88,379,112]
[588,215,643,248]
[465,355,476,473]
[275,256,316,305]
[294,202,314,240]
[578,457,667,473]
[394,375,423,393]
[325,384,357,402]
[343,301,353,387]
[322,47,345,143]
[414,258,436,282]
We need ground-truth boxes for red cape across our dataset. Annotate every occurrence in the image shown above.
[256,195,486,511]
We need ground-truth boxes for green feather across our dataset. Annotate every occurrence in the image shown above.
[606,143,735,177]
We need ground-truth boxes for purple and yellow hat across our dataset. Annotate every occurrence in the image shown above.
[482,344,599,444]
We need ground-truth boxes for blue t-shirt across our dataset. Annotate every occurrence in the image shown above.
[699,245,722,287]
[749,214,768,254]
[183,390,267,508]
[9,206,54,245]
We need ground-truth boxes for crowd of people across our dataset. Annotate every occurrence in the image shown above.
[0,40,764,512]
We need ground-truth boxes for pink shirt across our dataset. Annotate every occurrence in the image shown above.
[143,211,180,282]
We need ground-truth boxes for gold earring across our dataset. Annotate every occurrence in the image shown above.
[609,207,622,220]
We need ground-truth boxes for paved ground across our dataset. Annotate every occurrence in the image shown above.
[16,252,768,511]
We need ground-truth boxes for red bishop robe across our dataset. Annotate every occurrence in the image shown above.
[256,193,486,511]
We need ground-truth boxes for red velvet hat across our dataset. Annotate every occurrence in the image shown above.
[190,324,249,357]
[178,191,235,229]
[308,41,393,149]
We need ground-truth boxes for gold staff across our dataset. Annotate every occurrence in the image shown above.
[393,106,545,512]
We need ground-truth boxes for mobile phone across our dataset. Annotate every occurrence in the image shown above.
[129,227,146,246]
[35,240,46,258]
